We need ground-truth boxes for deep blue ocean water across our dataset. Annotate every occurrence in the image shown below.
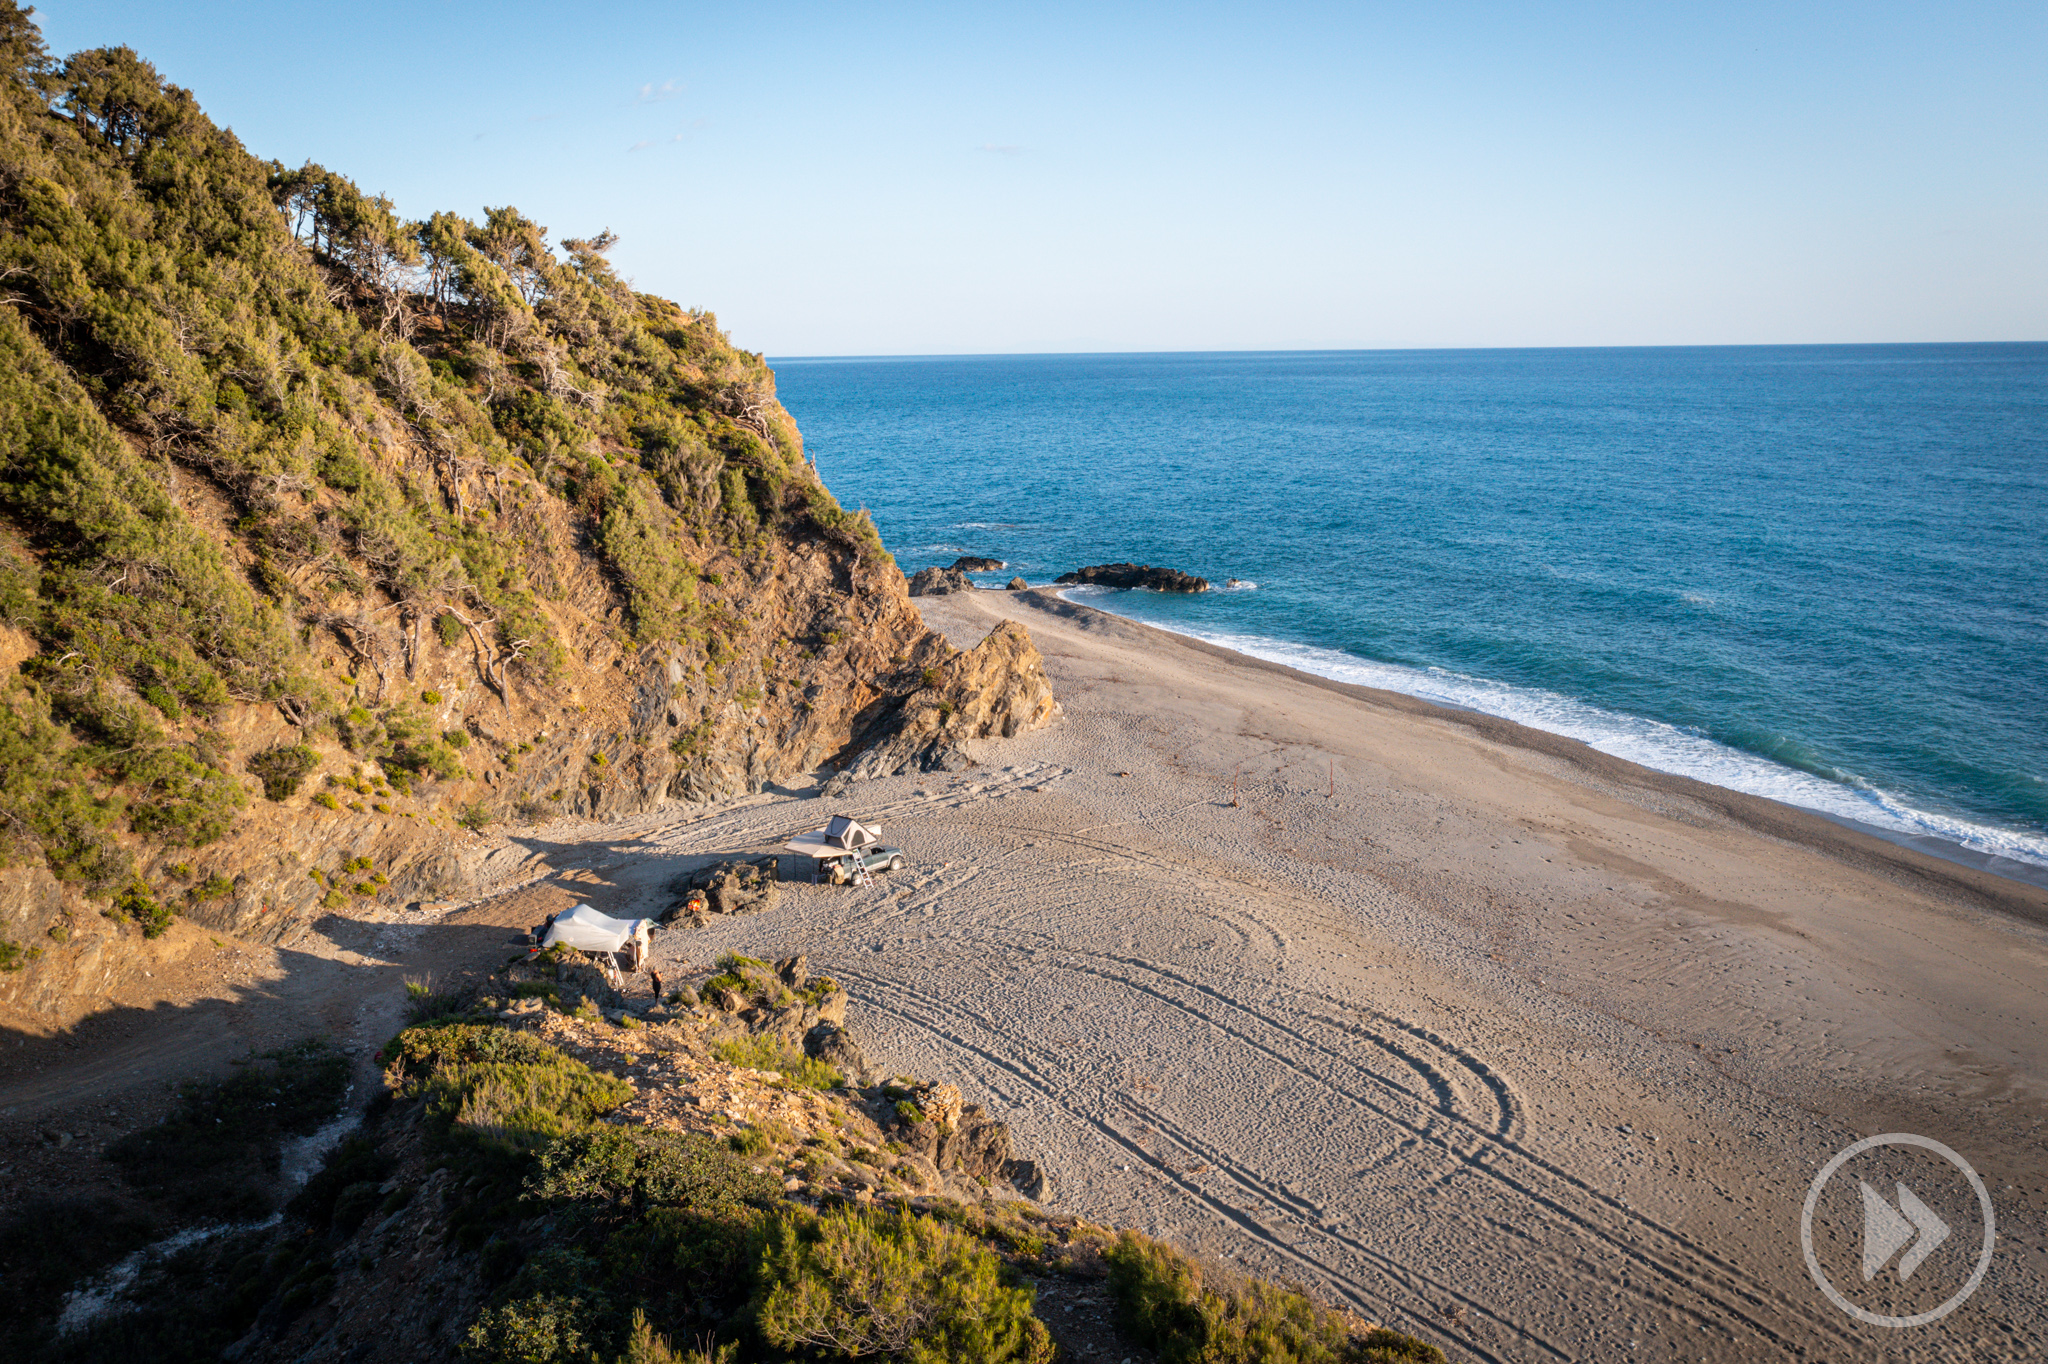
[773,345,2048,879]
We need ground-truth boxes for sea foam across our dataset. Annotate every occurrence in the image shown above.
[1140,619,2048,879]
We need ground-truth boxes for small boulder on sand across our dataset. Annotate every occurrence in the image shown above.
[672,858,779,918]
[907,566,973,596]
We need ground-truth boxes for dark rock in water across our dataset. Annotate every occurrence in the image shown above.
[949,556,1006,572]
[1005,576,1028,591]
[907,565,973,596]
[805,1021,874,1086]
[1054,562,1210,593]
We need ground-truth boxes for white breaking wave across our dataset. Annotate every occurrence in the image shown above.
[1073,601,2048,876]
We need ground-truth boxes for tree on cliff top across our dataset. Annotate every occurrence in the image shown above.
[0,1,886,898]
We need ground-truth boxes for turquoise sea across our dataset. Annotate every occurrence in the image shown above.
[773,346,2048,883]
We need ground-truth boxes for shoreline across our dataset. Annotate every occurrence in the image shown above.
[665,584,2048,1359]
[1032,585,2048,908]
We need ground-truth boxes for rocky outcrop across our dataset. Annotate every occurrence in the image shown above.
[1055,562,1210,592]
[0,43,1069,1024]
[804,1020,875,1086]
[906,565,974,596]
[949,556,1006,572]
[672,859,781,919]
[1006,576,1028,591]
[843,621,1061,778]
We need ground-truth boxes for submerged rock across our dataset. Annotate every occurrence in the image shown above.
[1055,562,1210,592]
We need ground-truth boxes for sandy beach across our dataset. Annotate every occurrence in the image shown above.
[11,587,2044,1362]
[611,588,2046,1362]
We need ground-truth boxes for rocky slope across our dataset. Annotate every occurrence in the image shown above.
[0,12,1056,1024]
[7,946,1443,1364]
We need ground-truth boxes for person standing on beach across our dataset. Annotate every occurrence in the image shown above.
[649,969,664,1000]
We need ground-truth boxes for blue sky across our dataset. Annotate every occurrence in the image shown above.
[32,2,2048,355]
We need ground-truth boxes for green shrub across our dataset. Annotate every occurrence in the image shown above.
[755,1205,1052,1364]
[113,876,176,938]
[528,1126,779,1213]
[462,1293,593,1364]
[247,743,320,801]
[711,1034,842,1090]
[385,1021,563,1071]
[1103,1231,1444,1364]
[0,936,39,970]
[436,612,465,646]
[392,1024,632,1152]
[336,706,388,757]
[444,727,471,749]
[188,872,235,902]
[122,745,246,846]
[611,1309,736,1364]
[726,1126,774,1158]
[287,1135,396,1229]
[456,799,493,831]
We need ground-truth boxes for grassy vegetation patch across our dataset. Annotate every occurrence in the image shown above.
[1105,1231,1444,1364]
[390,1023,631,1153]
[755,1204,1052,1364]
[710,1034,842,1089]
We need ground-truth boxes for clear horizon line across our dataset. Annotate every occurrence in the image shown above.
[767,339,2048,363]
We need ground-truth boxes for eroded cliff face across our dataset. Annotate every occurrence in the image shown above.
[0,30,1060,1024]
[0,520,1058,1021]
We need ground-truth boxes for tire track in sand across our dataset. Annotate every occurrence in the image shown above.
[833,949,1853,1361]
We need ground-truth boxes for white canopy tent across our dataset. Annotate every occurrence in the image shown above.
[539,903,650,955]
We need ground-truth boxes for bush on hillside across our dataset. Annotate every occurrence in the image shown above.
[755,1205,1053,1364]
[247,743,319,801]
[1104,1231,1445,1364]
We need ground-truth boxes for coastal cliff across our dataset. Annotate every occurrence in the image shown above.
[0,13,1054,1016]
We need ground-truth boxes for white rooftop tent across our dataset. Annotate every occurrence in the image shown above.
[540,903,650,954]
[783,814,883,861]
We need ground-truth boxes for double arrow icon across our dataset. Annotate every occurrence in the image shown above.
[1860,1181,1950,1282]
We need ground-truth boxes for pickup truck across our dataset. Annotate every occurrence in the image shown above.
[824,846,905,883]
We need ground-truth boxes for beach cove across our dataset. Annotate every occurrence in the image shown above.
[644,587,2048,1362]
